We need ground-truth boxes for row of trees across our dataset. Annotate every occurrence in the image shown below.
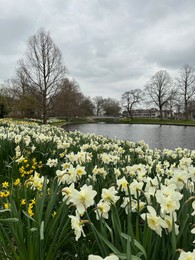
[0,77,95,120]
[0,28,195,122]
[0,28,122,122]
[122,66,195,119]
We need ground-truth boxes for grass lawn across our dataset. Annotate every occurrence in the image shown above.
[65,117,195,126]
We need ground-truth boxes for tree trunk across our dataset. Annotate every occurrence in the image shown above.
[184,104,188,119]
[42,94,47,124]
[128,108,133,120]
[159,106,163,120]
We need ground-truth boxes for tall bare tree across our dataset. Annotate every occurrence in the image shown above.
[144,70,174,119]
[176,64,195,119]
[121,89,142,119]
[17,28,66,123]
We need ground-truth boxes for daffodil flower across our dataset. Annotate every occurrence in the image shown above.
[141,206,168,236]
[70,185,97,214]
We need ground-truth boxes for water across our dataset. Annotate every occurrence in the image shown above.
[63,123,195,150]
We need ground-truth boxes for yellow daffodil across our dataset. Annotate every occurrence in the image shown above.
[2,181,9,188]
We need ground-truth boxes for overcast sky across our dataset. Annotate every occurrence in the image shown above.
[0,0,195,99]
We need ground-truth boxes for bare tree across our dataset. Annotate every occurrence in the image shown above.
[121,89,142,119]
[17,28,66,123]
[93,96,105,116]
[144,70,174,119]
[176,64,195,119]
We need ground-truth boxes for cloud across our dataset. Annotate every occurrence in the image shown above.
[0,0,195,99]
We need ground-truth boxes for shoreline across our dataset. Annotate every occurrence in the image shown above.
[60,117,195,127]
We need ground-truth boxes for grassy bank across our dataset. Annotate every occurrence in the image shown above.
[61,117,195,126]
[118,117,195,126]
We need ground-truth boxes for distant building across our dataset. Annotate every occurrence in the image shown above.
[188,101,195,120]
[122,108,173,118]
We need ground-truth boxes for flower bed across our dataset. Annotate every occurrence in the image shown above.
[0,119,194,259]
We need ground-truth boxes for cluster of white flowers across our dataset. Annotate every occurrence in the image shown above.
[56,164,87,184]
[0,120,194,256]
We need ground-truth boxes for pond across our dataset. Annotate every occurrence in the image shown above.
[63,123,195,150]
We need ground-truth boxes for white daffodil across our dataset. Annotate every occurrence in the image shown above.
[101,186,119,205]
[116,177,128,192]
[57,141,70,150]
[15,145,21,158]
[70,185,97,214]
[191,226,195,244]
[141,206,168,237]
[77,151,92,163]
[69,211,86,241]
[61,183,75,204]
[23,135,31,146]
[100,153,112,164]
[179,157,193,169]
[66,152,78,163]
[56,165,77,185]
[155,184,183,215]
[144,186,156,204]
[56,169,67,184]
[129,179,144,198]
[123,166,134,176]
[191,227,195,234]
[178,249,195,260]
[46,158,58,168]
[14,134,22,144]
[31,145,36,152]
[121,197,145,214]
[159,196,180,215]
[164,214,179,235]
[92,166,107,179]
[192,201,195,216]
[170,169,190,190]
[75,164,86,178]
[156,184,178,198]
[95,200,111,220]
[188,166,195,181]
[114,168,121,177]
[61,162,71,170]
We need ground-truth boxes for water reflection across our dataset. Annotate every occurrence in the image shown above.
[63,123,195,150]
